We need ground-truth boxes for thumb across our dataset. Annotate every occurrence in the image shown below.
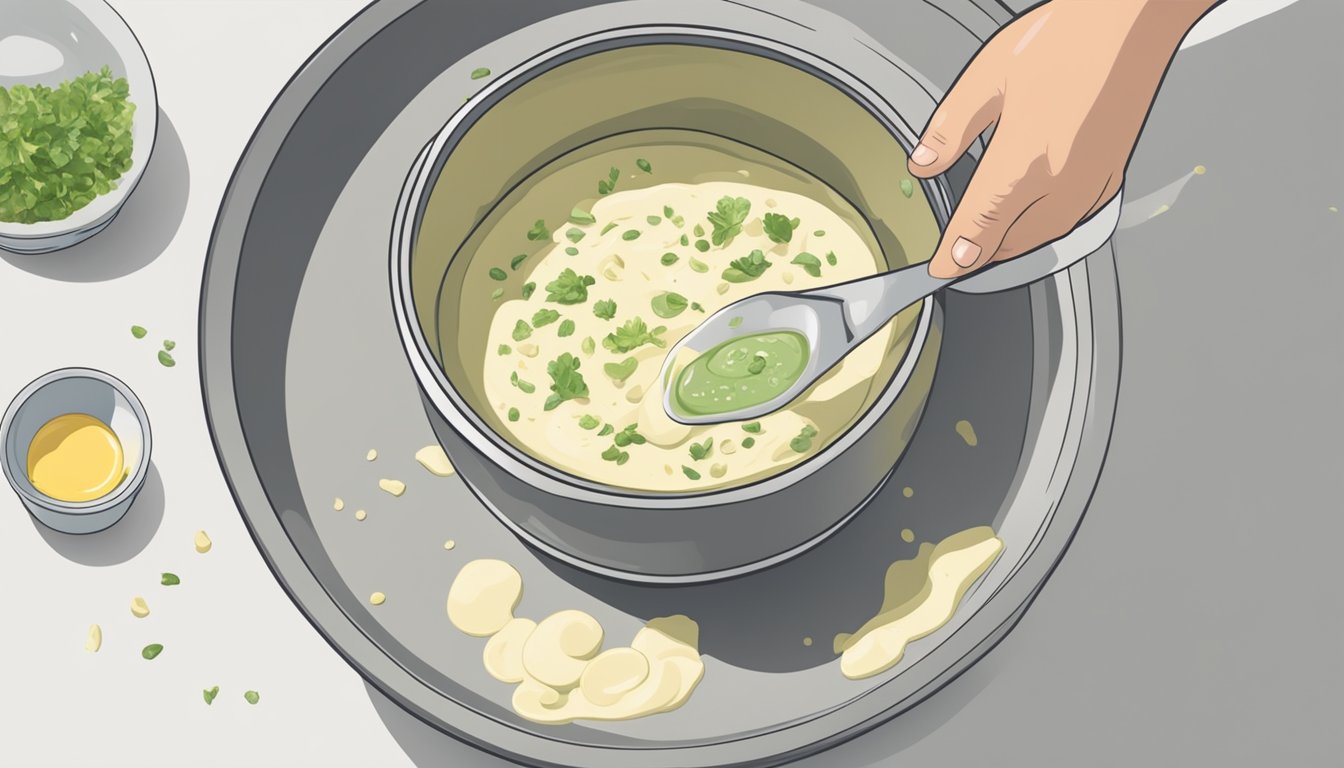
[908,64,1002,178]
[928,141,1041,279]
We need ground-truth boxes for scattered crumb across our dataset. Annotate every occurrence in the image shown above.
[333,497,345,511]
[902,486,913,498]
[130,597,150,618]
[194,530,212,554]
[955,419,978,447]
[900,528,915,544]
[85,624,101,653]
[366,449,378,461]
[355,510,367,521]
[1193,164,1207,175]
[379,478,407,497]
[443,539,456,550]
[369,592,386,606]
[415,445,456,477]
[803,637,813,647]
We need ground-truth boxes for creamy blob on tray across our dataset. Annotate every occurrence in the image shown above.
[477,179,902,492]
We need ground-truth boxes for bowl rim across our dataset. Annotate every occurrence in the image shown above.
[392,29,951,508]
[0,0,158,240]
[0,366,153,514]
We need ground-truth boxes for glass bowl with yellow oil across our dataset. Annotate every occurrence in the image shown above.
[1,368,151,533]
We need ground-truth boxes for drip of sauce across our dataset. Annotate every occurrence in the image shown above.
[26,413,126,502]
[448,559,704,723]
[838,526,1003,680]
[671,331,810,418]
[955,419,978,447]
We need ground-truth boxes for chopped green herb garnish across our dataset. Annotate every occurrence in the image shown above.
[689,257,709,273]
[741,436,756,449]
[722,250,772,282]
[593,298,617,320]
[490,288,504,301]
[792,252,822,277]
[142,643,163,660]
[636,158,653,173]
[900,178,915,198]
[728,316,743,328]
[603,317,667,353]
[597,424,615,437]
[544,352,589,411]
[522,282,537,299]
[663,206,675,218]
[694,239,711,252]
[545,268,596,304]
[708,196,751,246]
[790,425,818,452]
[762,213,800,243]
[579,414,601,430]
[601,222,619,236]
[581,336,596,355]
[508,407,520,422]
[621,229,641,241]
[690,302,704,313]
[510,371,537,394]
[651,291,688,318]
[510,254,529,270]
[826,251,838,266]
[742,421,762,433]
[162,340,176,351]
[597,166,620,195]
[498,344,512,355]
[511,320,532,341]
[660,252,679,266]
[203,686,219,705]
[244,690,260,705]
[565,246,580,256]
[566,228,586,244]
[747,354,768,375]
[601,445,629,465]
[682,466,702,481]
[672,215,686,227]
[130,325,147,339]
[570,207,597,225]
[157,351,176,368]
[160,573,180,586]
[646,215,662,226]
[680,234,690,247]
[801,425,818,438]
[531,308,560,328]
[557,319,576,337]
[470,67,491,79]
[603,357,638,383]
[814,229,826,237]
[489,267,508,281]
[693,223,706,237]
[688,437,714,461]
[526,219,550,241]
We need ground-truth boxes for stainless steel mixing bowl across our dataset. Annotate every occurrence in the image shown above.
[393,28,960,582]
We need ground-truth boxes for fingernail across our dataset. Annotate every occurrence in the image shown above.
[951,237,982,268]
[910,144,938,166]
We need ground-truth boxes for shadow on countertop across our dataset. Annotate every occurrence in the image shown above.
[30,462,164,566]
[0,108,189,282]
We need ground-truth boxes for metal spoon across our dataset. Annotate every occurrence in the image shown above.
[662,192,1123,425]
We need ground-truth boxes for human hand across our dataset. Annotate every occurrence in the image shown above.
[910,0,1220,278]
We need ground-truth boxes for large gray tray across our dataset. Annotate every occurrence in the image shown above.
[201,1,1120,766]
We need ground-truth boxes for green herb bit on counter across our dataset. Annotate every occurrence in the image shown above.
[682,466,702,481]
[470,67,491,79]
[579,414,601,430]
[545,268,595,304]
[508,407,520,422]
[557,319,576,337]
[636,158,653,173]
[570,207,597,225]
[531,308,560,328]
[593,299,617,320]
[489,267,507,281]
[162,340,176,351]
[900,178,915,198]
[522,282,537,299]
[512,320,533,341]
[130,325,148,339]
[597,166,620,195]
[763,213,800,243]
[826,251,838,266]
[510,371,536,394]
[160,573,181,586]
[603,317,667,353]
[244,690,261,705]
[603,357,638,384]
[688,437,714,461]
[621,229,641,241]
[660,253,679,266]
[526,219,550,241]
[157,351,176,368]
[203,686,219,705]
[742,421,762,433]
[708,196,751,246]
[723,250,772,283]
[0,67,136,224]
[141,643,164,660]
[544,352,589,411]
[792,252,822,277]
[651,291,688,318]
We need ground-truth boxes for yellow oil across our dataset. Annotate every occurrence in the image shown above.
[26,413,126,502]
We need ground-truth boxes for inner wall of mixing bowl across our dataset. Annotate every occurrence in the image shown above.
[412,42,940,456]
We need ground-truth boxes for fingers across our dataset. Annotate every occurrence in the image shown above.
[927,139,1044,279]
[908,65,1002,178]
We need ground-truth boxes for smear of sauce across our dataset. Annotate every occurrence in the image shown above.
[27,413,126,502]
[671,330,810,418]
[448,560,704,723]
[838,526,1003,680]
[955,419,978,447]
[415,445,456,476]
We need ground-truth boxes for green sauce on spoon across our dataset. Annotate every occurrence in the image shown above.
[671,330,810,418]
